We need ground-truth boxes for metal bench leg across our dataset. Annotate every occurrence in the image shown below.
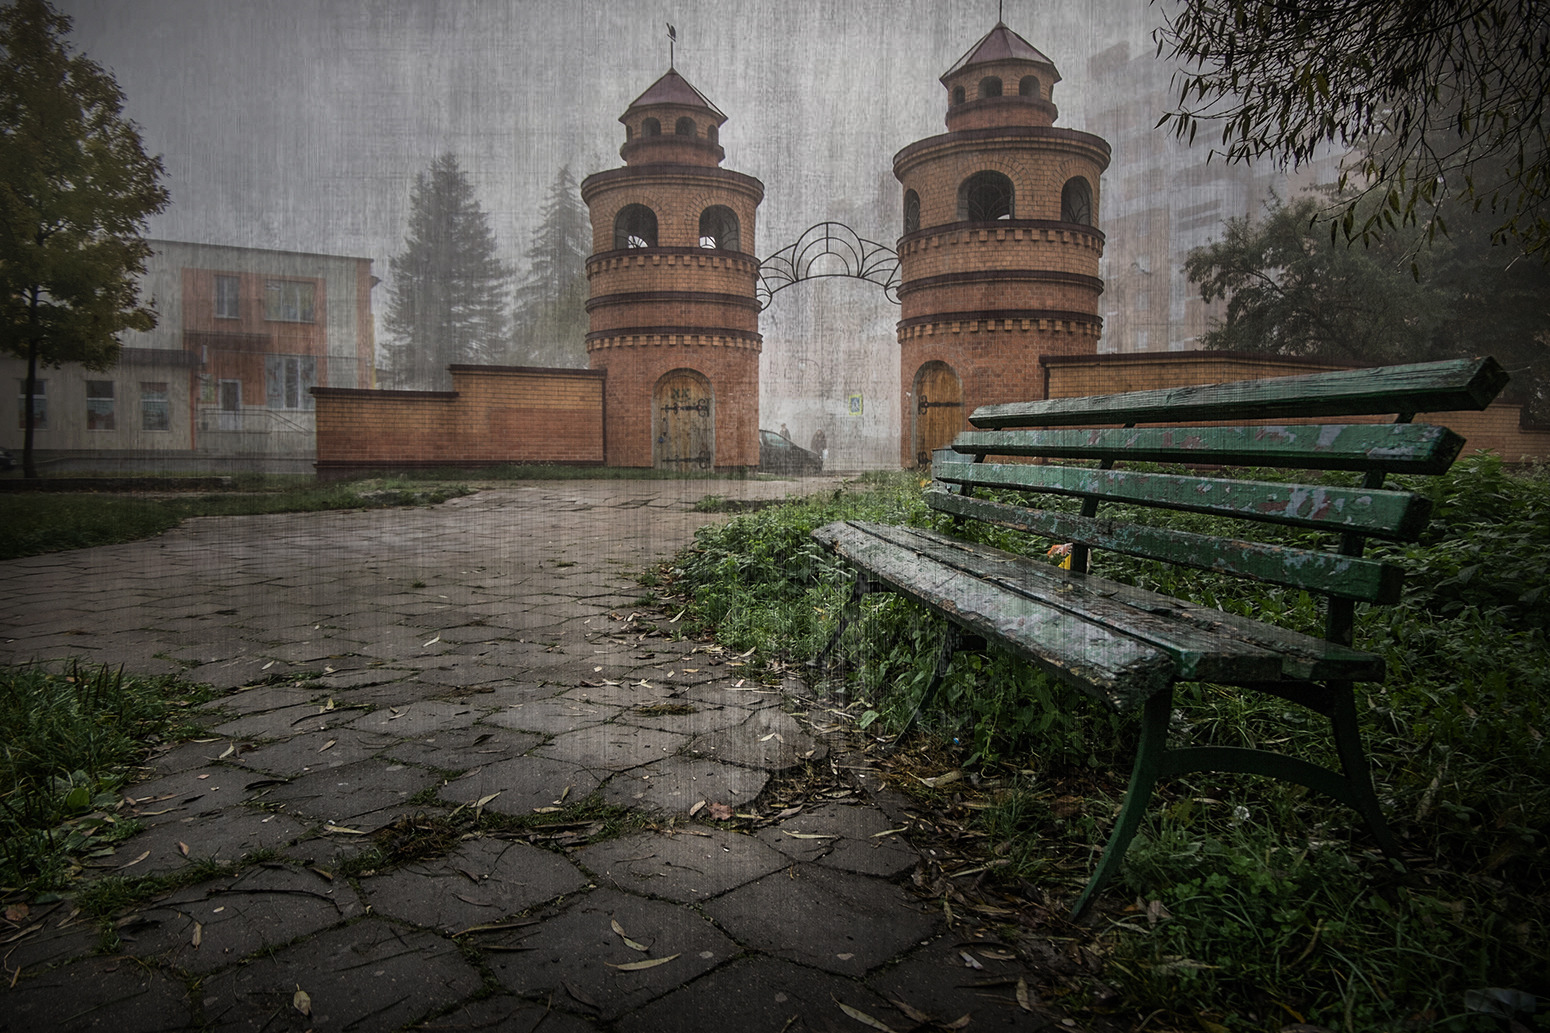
[888,624,964,751]
[1328,683,1404,863]
[812,575,873,675]
[1072,687,1173,920]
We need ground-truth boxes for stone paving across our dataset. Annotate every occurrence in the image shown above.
[0,478,1080,1032]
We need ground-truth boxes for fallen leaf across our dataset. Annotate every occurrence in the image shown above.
[688,800,707,817]
[871,826,908,838]
[707,803,734,820]
[4,904,28,923]
[293,986,312,1017]
[475,792,501,808]
[833,996,897,1032]
[423,634,441,647]
[610,919,649,952]
[1016,977,1034,1012]
[119,850,150,869]
[782,831,839,840]
[887,996,932,1023]
[319,739,336,752]
[191,921,202,948]
[606,953,679,971]
[177,842,189,857]
[943,1014,972,1030]
[323,824,365,834]
[261,660,275,670]
[563,982,598,1008]
[218,744,235,760]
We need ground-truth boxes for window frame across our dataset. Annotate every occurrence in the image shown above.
[214,274,240,320]
[140,381,170,432]
[86,380,116,431]
[958,170,1015,222]
[264,280,316,323]
[16,378,46,430]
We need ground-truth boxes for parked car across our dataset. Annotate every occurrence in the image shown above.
[759,430,823,475]
[0,448,16,471]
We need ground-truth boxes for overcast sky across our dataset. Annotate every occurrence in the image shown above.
[56,0,1164,274]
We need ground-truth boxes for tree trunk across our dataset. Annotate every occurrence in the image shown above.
[22,306,39,480]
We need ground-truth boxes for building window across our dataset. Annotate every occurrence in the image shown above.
[979,76,1002,98]
[698,206,740,250]
[16,379,45,430]
[958,170,1014,221]
[265,280,315,322]
[141,382,170,431]
[1062,177,1094,225]
[1019,75,1039,97]
[614,204,658,249]
[86,380,115,430]
[215,274,240,319]
[265,355,317,410]
[707,124,718,146]
[217,379,242,430]
[675,117,695,136]
[903,190,921,234]
[952,85,965,106]
[642,117,661,137]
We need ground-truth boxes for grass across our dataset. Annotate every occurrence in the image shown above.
[663,455,1550,1032]
[0,663,218,894]
[0,476,474,560]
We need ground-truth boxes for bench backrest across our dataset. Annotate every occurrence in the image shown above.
[928,357,1509,630]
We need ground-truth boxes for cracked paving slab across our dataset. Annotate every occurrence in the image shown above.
[361,836,589,934]
[576,827,790,903]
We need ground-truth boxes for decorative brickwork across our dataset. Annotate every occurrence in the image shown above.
[583,68,764,470]
[894,21,1111,467]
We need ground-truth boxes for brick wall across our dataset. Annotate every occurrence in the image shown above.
[1043,352,1550,463]
[313,366,605,476]
[589,341,761,469]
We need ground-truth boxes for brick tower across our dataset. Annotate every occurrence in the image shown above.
[893,22,1110,467]
[581,69,765,470]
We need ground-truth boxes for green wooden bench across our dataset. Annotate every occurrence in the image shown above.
[812,356,1509,917]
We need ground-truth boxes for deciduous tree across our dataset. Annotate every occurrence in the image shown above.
[1154,0,1550,257]
[1187,193,1550,415]
[0,0,170,477]
[381,154,512,389]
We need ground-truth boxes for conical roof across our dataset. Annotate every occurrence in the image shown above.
[624,69,726,120]
[941,21,1059,82]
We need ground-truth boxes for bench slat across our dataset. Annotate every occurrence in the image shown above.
[934,457,1431,539]
[813,520,1177,708]
[951,423,1465,474]
[968,356,1508,429]
[928,491,1406,603]
[857,523,1388,684]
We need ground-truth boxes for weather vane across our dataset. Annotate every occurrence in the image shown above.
[667,23,676,69]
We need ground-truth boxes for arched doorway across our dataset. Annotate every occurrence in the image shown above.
[912,361,962,468]
[654,369,714,471]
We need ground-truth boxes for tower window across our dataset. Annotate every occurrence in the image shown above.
[903,190,920,234]
[958,171,1014,221]
[675,117,695,136]
[698,205,740,250]
[707,123,718,146]
[614,204,659,249]
[979,76,1003,98]
[642,117,661,137]
[1062,177,1094,225]
[952,85,965,106]
[1019,75,1039,97]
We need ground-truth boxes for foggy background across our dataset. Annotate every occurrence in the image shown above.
[55,0,1212,469]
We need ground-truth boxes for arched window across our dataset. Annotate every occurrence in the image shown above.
[706,124,718,146]
[675,117,695,137]
[952,85,965,106]
[903,190,921,234]
[1019,75,1039,97]
[979,76,1003,98]
[958,171,1014,221]
[1061,177,1093,225]
[642,117,661,137]
[624,124,633,141]
[614,204,658,249]
[698,205,740,251]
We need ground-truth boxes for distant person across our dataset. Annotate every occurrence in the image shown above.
[779,423,790,441]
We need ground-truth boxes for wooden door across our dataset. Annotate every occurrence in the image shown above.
[912,362,962,467]
[654,369,714,471]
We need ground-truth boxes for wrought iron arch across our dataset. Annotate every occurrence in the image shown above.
[757,221,901,309]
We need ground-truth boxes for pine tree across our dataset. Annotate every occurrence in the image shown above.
[0,0,170,478]
[511,166,590,368]
[381,154,512,388]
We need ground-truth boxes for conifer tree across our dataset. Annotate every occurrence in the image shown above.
[511,166,590,368]
[381,154,512,388]
[0,0,170,478]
